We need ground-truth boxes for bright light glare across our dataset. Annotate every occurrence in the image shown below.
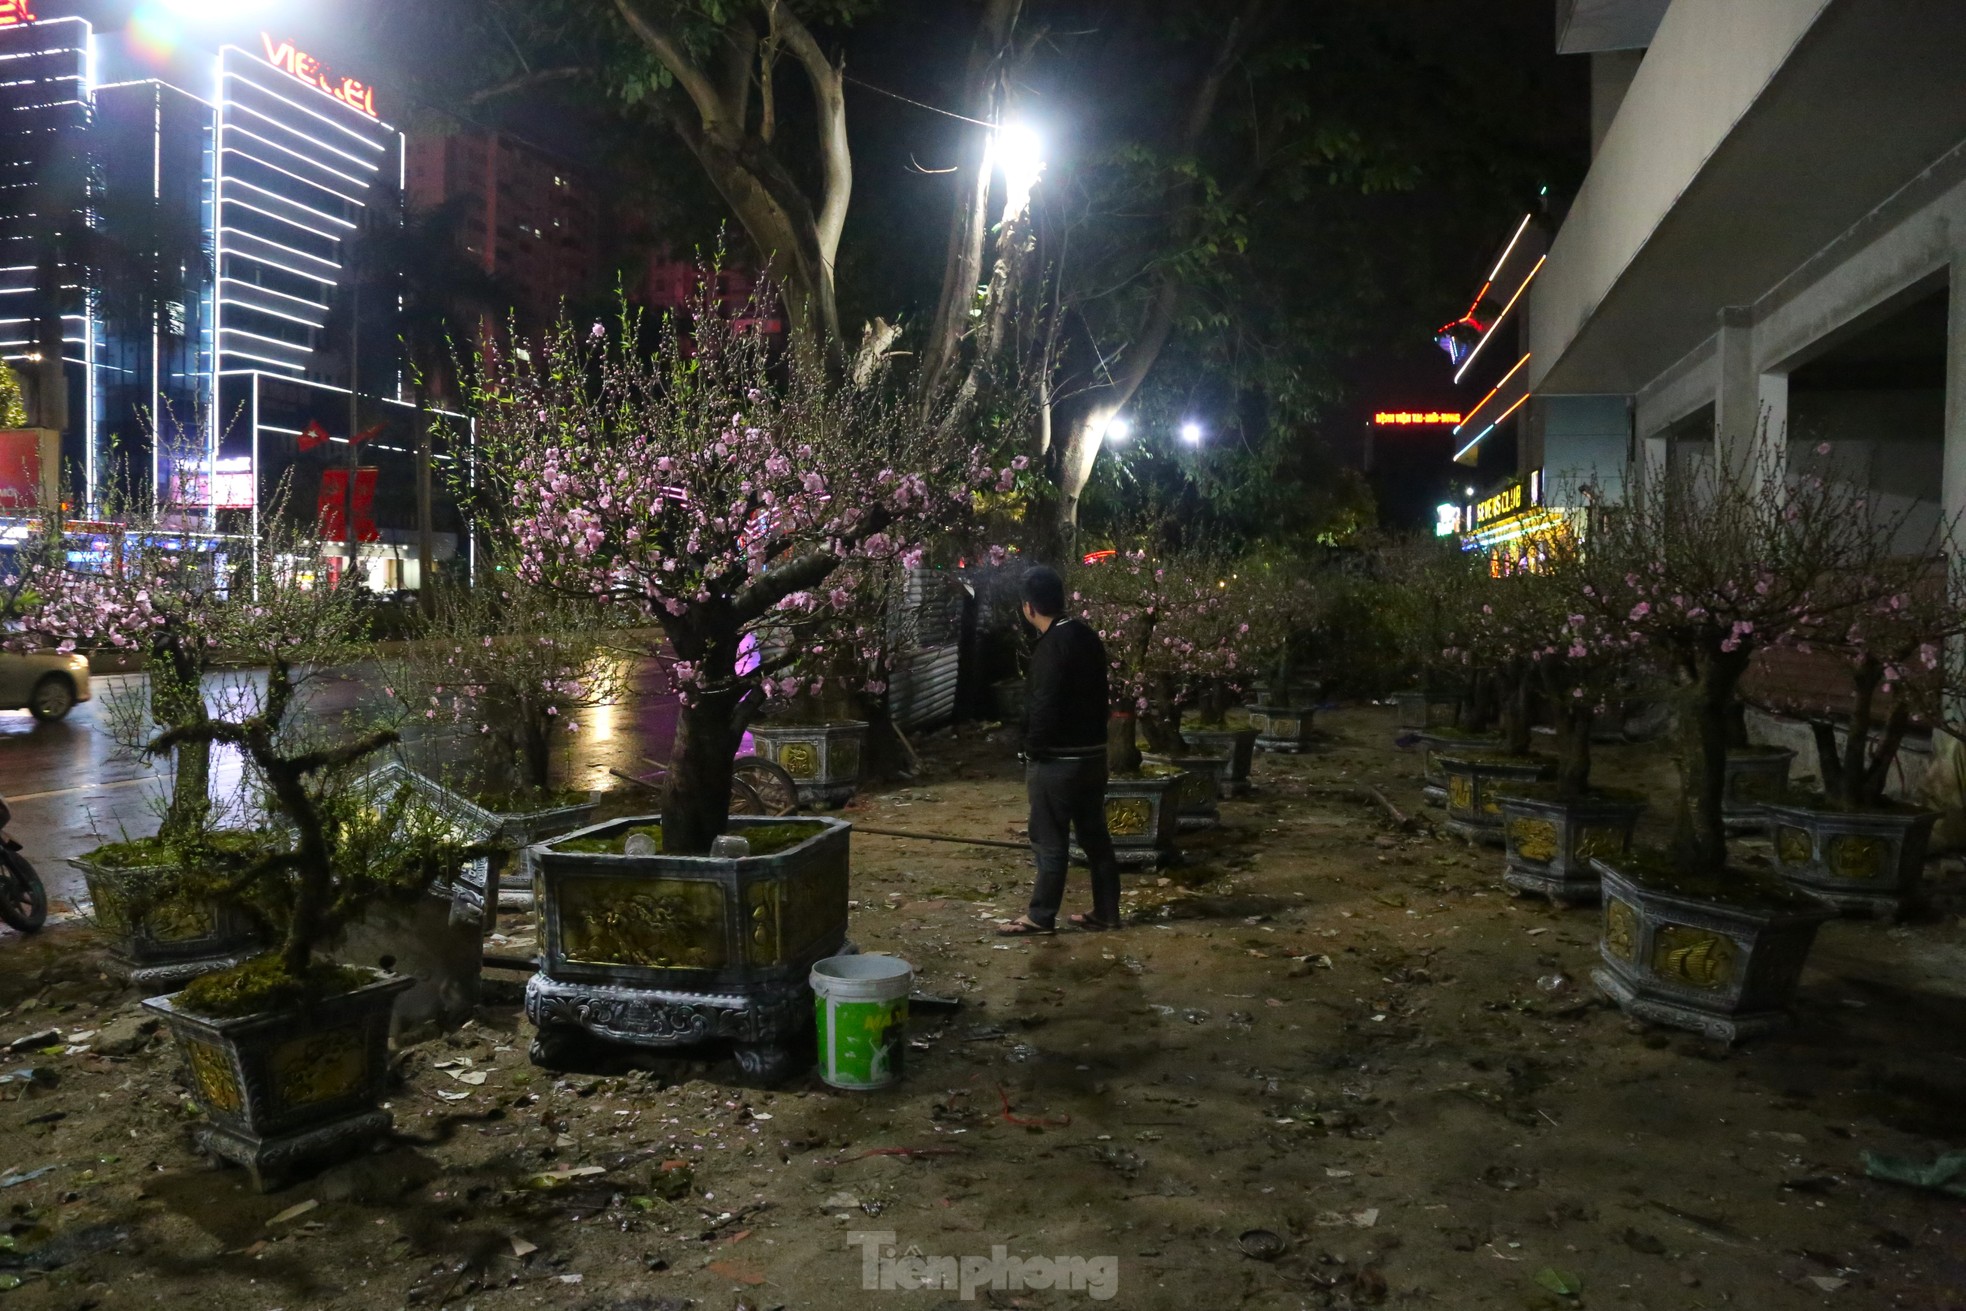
[155,0,278,14]
[991,122,1046,220]
[1099,413,1131,443]
[1180,420,1204,445]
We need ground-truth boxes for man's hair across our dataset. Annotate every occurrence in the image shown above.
[1021,565,1067,618]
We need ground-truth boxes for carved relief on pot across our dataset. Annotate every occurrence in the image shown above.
[776,741,822,780]
[1825,834,1888,881]
[1106,799,1153,837]
[1603,898,1638,963]
[1575,826,1626,863]
[558,876,729,970]
[271,1025,367,1109]
[1652,925,1738,991]
[1775,825,1813,866]
[187,1039,243,1114]
[1508,818,1558,864]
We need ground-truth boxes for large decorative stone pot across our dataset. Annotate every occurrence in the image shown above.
[75,857,260,988]
[1721,747,1795,832]
[1414,728,1504,807]
[1183,727,1259,797]
[991,677,1026,724]
[1497,789,1647,905]
[1590,856,1835,1043]
[1438,753,1555,844]
[1246,705,1315,754]
[746,721,868,809]
[526,814,851,1082]
[1763,800,1937,917]
[1090,769,1186,867]
[143,972,413,1192]
[1392,691,1461,731]
[1144,752,1227,830]
[389,765,600,915]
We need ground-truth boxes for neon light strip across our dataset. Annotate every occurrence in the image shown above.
[221,348,306,373]
[1454,255,1546,385]
[1486,213,1533,284]
[219,69,387,150]
[220,277,330,311]
[219,297,324,330]
[220,123,374,189]
[1453,392,1532,462]
[92,78,211,106]
[218,145,364,207]
[224,175,355,228]
[1453,352,1531,435]
[220,325,310,353]
[220,195,348,246]
[218,54,398,138]
[221,244,342,286]
[220,216,342,269]
[225,96,380,171]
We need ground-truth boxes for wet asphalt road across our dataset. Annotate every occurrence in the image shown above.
[0,659,682,910]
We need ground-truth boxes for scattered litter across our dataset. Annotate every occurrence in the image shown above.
[0,1166,56,1188]
[522,1165,606,1190]
[508,1236,538,1258]
[447,1069,489,1086]
[436,1090,471,1102]
[1533,1267,1581,1297]
[1238,1229,1285,1261]
[4,1031,59,1053]
[1806,1276,1847,1293]
[266,1200,318,1226]
[1326,1168,1353,1179]
[1862,1150,1966,1199]
[821,1192,862,1211]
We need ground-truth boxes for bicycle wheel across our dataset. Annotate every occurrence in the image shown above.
[0,849,48,934]
[731,756,801,816]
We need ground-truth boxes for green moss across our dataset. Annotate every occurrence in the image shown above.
[175,954,376,1020]
[83,830,268,871]
[1436,751,1553,770]
[1496,782,1648,807]
[556,820,828,857]
[1114,761,1186,782]
[1606,848,1825,911]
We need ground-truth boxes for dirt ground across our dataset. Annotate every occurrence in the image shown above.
[0,705,1962,1311]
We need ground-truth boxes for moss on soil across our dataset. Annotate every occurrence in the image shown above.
[556,819,828,857]
[82,830,268,871]
[1435,751,1553,770]
[472,786,596,814]
[1604,848,1826,911]
[1494,782,1648,807]
[1114,761,1186,782]
[175,954,376,1020]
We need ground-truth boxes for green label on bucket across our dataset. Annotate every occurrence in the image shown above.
[817,996,907,1090]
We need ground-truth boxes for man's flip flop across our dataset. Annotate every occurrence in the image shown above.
[1069,914,1119,932]
[996,917,1055,936]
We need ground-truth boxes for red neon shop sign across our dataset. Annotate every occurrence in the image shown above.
[0,1,39,28]
[261,33,379,119]
[1373,411,1465,427]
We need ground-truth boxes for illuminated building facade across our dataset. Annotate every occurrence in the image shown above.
[0,11,459,588]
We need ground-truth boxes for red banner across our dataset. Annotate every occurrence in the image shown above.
[351,467,379,543]
[0,429,44,510]
[317,469,348,539]
[300,420,333,452]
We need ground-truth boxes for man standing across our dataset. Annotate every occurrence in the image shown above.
[998,566,1122,935]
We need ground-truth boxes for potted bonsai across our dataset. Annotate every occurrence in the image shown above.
[133,516,476,1190]
[389,568,625,915]
[30,472,268,984]
[1435,570,1556,843]
[1751,549,1959,916]
[1070,548,1203,857]
[1187,558,1316,788]
[1384,539,1502,801]
[467,283,990,1075]
[1489,532,1649,903]
[1577,437,1911,1039]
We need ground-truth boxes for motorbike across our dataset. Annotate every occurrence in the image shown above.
[0,794,46,933]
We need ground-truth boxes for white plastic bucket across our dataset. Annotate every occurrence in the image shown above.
[811,954,912,1090]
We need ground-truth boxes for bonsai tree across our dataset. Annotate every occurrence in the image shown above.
[140,507,474,1005]
[395,568,627,801]
[1583,436,1918,869]
[1441,568,1545,759]
[1744,538,1963,812]
[1072,547,1245,769]
[469,290,992,853]
[1382,535,1495,730]
[1194,556,1320,726]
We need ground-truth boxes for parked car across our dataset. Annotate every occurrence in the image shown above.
[0,651,92,721]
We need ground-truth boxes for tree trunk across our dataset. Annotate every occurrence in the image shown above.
[1554,702,1594,800]
[520,713,552,793]
[663,686,742,855]
[1199,682,1232,728]
[1499,664,1533,757]
[1140,673,1186,754]
[1673,652,1746,871]
[1107,711,1142,776]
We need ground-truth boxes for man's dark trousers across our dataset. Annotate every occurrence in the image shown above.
[1026,754,1121,928]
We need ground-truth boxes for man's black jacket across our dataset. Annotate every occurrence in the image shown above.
[1023,615,1110,759]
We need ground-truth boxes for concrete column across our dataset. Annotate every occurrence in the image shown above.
[1715,306,1786,494]
[1938,245,1966,787]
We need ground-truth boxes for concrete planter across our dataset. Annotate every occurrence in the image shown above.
[1246,705,1315,753]
[1092,770,1186,867]
[392,765,599,915]
[329,877,485,1038]
[1144,752,1227,830]
[991,678,1026,724]
[747,721,868,809]
[1721,747,1795,832]
[76,857,261,988]
[1590,857,1834,1043]
[526,814,851,1082]
[1438,753,1555,844]
[143,972,412,1191]
[1497,790,1647,905]
[1414,729,1503,806]
[1183,727,1259,797]
[1392,691,1461,730]
[1763,800,1936,917]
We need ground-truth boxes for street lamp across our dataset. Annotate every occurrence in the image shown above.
[991,121,1046,221]
[1180,420,1204,445]
[1097,413,1131,443]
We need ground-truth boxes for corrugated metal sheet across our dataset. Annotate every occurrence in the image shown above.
[891,643,961,731]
